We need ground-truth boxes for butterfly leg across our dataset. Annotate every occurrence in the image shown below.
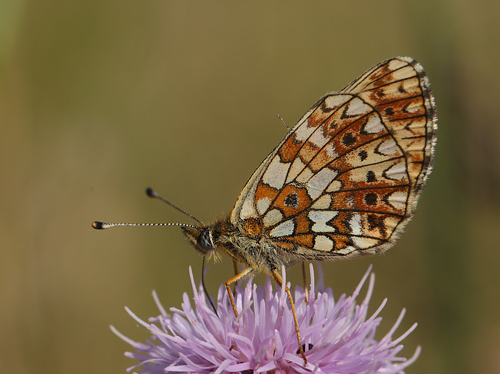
[232,259,239,290]
[225,267,254,318]
[225,267,254,352]
[272,269,308,366]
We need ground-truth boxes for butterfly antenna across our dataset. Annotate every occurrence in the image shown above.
[146,187,203,225]
[92,221,200,230]
[202,256,218,316]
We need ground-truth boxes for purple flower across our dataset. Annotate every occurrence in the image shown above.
[112,265,420,373]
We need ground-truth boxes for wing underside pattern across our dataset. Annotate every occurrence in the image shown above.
[230,57,437,259]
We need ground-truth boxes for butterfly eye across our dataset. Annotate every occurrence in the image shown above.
[196,228,215,253]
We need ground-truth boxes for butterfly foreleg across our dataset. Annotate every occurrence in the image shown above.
[225,267,254,317]
[272,269,307,366]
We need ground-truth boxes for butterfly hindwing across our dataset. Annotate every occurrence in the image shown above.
[230,57,437,260]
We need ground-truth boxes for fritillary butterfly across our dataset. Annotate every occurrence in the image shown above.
[93,57,437,365]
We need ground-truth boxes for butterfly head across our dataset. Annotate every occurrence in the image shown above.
[181,226,217,256]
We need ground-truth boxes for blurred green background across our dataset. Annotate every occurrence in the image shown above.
[1,1,499,373]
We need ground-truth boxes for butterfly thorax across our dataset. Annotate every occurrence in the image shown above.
[182,217,296,274]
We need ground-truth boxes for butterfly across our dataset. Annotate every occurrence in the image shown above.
[93,56,437,366]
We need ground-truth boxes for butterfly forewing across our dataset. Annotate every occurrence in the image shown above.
[230,57,436,260]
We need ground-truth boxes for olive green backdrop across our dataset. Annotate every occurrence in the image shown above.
[1,1,499,374]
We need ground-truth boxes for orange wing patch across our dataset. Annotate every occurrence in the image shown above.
[271,184,312,218]
[278,133,304,163]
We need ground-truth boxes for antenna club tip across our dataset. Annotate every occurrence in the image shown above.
[92,221,104,229]
[145,187,155,198]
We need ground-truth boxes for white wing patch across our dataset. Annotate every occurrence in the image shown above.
[263,155,290,189]
[344,97,372,117]
[384,191,408,210]
[384,162,407,181]
[377,139,399,156]
[352,237,380,248]
[263,208,283,227]
[308,210,338,233]
[314,235,334,251]
[309,128,330,148]
[363,115,385,134]
[306,168,338,200]
[349,213,363,236]
[286,157,306,183]
[270,219,295,237]
[256,197,272,215]
[294,121,318,142]
[324,94,351,110]
[240,198,257,220]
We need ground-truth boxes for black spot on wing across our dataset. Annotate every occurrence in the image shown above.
[342,133,356,146]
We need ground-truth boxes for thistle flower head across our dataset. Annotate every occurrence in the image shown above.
[112,265,420,373]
